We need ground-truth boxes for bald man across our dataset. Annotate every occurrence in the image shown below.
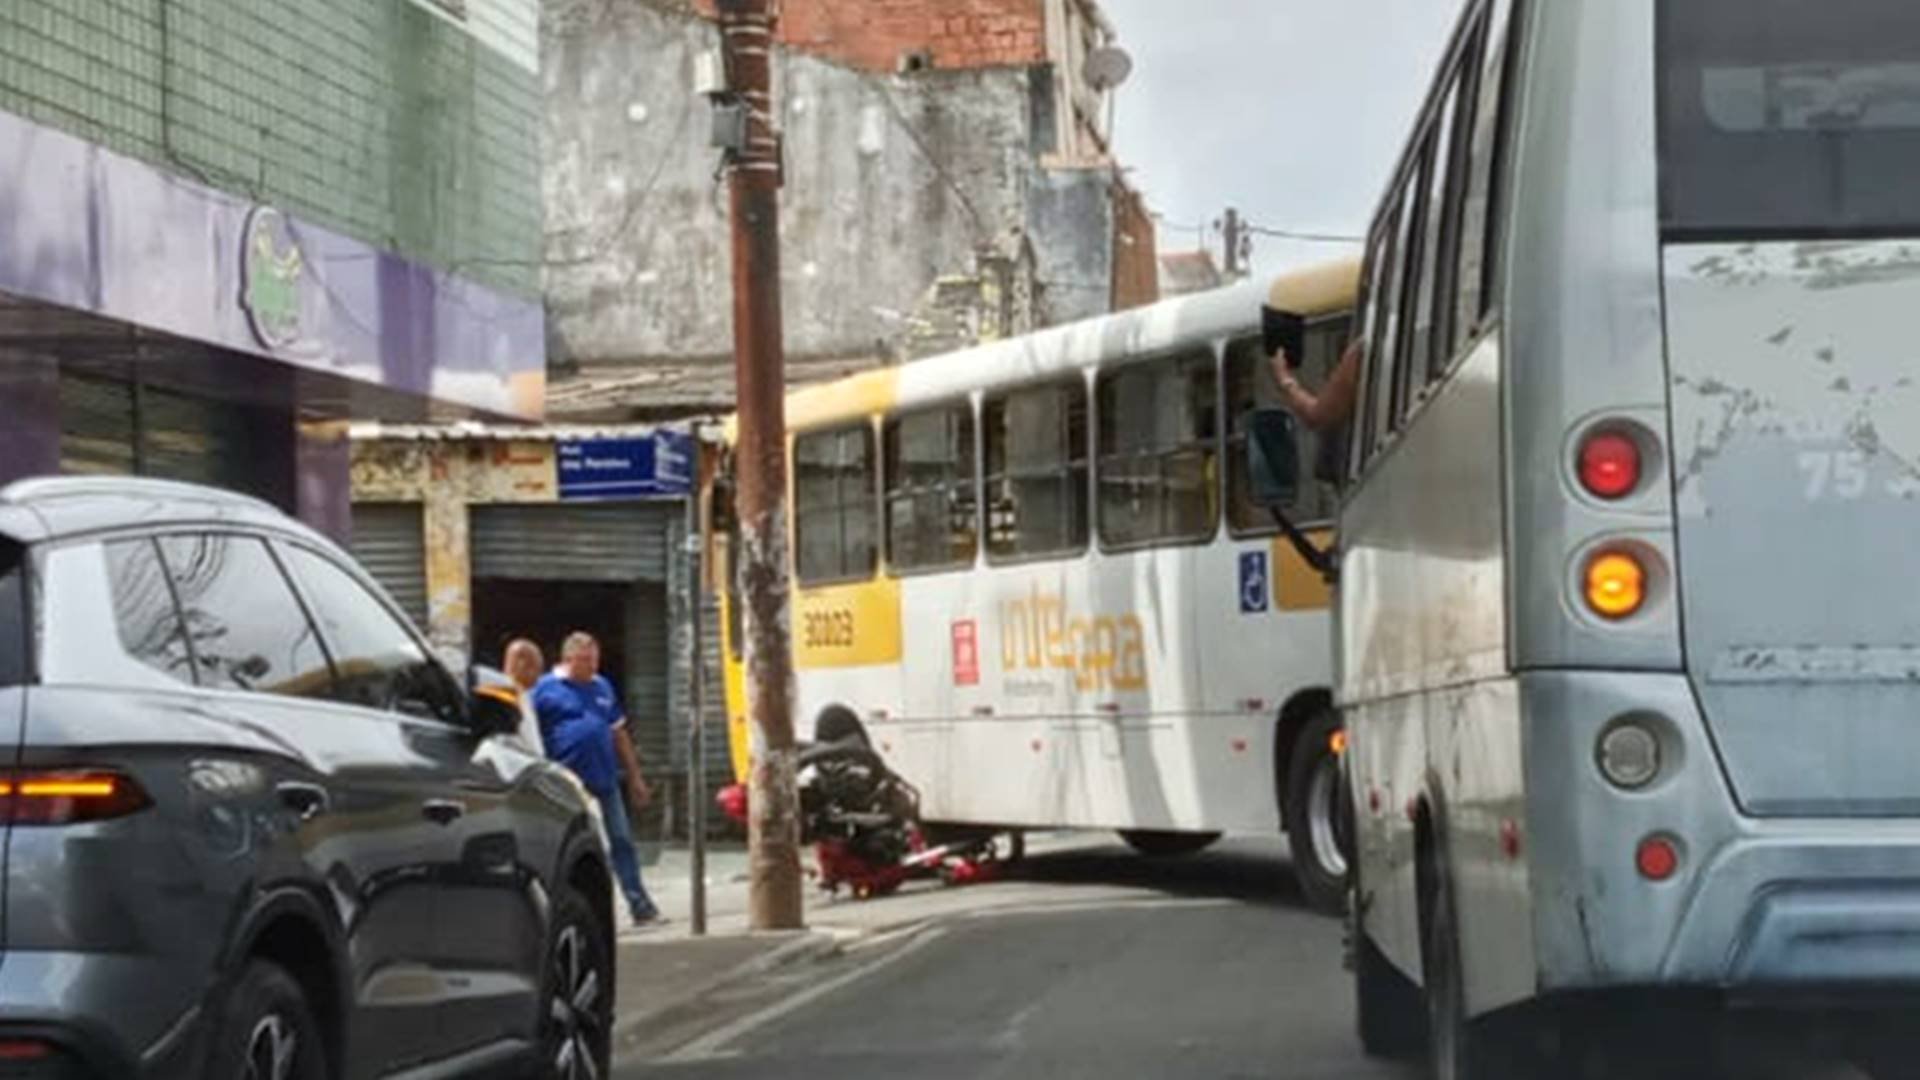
[504,639,546,755]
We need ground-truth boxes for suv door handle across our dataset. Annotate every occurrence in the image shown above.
[276,782,329,821]
[421,799,466,826]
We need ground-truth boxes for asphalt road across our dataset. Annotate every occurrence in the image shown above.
[623,838,1417,1080]
[618,838,1897,1080]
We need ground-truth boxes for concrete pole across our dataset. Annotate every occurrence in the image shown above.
[718,0,803,931]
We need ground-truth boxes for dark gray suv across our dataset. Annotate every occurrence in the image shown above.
[0,477,615,1079]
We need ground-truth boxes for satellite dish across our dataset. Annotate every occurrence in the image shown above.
[1084,45,1134,91]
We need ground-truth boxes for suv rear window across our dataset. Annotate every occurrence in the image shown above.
[1660,0,1920,238]
[0,540,26,687]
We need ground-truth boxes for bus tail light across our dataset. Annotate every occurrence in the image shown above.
[1,770,151,826]
[1636,835,1681,882]
[1585,551,1647,620]
[1579,431,1642,499]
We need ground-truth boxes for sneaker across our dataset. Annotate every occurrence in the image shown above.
[629,909,669,930]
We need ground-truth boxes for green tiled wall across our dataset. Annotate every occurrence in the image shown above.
[0,0,540,297]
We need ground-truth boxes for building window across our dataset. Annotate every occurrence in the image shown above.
[1097,351,1218,549]
[884,404,978,574]
[794,425,878,586]
[985,379,1089,562]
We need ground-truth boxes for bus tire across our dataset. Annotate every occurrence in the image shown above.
[1354,923,1424,1060]
[1118,830,1219,857]
[1425,867,1541,1080]
[1285,706,1350,915]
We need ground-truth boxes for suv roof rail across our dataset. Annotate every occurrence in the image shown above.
[0,476,280,514]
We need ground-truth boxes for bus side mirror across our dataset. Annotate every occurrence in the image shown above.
[1245,408,1302,509]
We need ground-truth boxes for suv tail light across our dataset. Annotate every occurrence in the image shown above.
[1,770,151,826]
[1579,431,1642,500]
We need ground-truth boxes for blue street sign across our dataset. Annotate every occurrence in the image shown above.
[1239,551,1270,614]
[556,431,695,500]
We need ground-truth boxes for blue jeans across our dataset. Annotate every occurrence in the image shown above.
[595,786,657,920]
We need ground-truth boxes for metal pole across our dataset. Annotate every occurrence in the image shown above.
[684,495,708,937]
[719,0,803,931]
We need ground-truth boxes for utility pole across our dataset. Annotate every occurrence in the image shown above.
[718,0,803,931]
[1221,207,1245,279]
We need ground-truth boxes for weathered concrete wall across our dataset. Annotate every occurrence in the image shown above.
[546,0,1033,368]
[542,0,1125,413]
[1025,167,1115,325]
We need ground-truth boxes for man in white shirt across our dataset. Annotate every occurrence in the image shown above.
[504,638,548,755]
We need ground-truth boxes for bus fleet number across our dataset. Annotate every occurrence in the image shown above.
[803,609,856,650]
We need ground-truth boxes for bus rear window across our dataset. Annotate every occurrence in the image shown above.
[0,541,26,687]
[1659,0,1920,237]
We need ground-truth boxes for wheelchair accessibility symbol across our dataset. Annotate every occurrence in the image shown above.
[1239,551,1269,614]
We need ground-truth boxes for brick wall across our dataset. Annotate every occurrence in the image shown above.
[694,0,1046,73]
[1110,180,1159,311]
[0,0,542,297]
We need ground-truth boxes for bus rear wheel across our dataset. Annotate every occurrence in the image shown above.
[1286,707,1351,915]
[1425,865,1543,1079]
[1118,830,1220,857]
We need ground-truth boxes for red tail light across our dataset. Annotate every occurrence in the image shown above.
[1,770,151,826]
[0,1039,51,1061]
[1636,834,1681,882]
[1579,431,1642,500]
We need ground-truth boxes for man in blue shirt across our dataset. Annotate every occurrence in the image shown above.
[534,631,662,926]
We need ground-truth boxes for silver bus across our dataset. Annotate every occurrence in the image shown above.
[1248,0,1920,1074]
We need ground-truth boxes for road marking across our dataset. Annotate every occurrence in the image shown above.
[646,896,1236,1065]
[655,925,951,1064]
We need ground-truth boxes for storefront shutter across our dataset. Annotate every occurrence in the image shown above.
[469,503,674,583]
[350,503,430,629]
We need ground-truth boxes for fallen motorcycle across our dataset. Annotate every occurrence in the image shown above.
[715,739,1014,899]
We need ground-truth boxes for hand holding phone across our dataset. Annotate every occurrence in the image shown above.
[1262,306,1306,370]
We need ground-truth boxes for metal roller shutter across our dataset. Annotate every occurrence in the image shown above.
[470,503,674,583]
[350,504,429,629]
[625,582,671,776]
[58,374,135,476]
[140,385,254,491]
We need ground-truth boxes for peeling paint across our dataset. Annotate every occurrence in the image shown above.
[1710,645,1920,685]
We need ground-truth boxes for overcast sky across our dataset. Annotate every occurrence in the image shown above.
[1099,0,1468,275]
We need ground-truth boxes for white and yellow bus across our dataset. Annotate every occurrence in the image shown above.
[711,259,1360,911]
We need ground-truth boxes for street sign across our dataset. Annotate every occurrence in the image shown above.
[556,431,695,500]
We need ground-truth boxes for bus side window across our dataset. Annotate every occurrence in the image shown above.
[984,379,1089,563]
[794,424,878,586]
[884,404,978,574]
[1096,351,1218,550]
[1362,191,1415,465]
[1225,326,1347,533]
[1412,61,1468,388]
[1453,0,1518,350]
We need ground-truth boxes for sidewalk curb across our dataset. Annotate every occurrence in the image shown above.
[612,929,845,1045]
